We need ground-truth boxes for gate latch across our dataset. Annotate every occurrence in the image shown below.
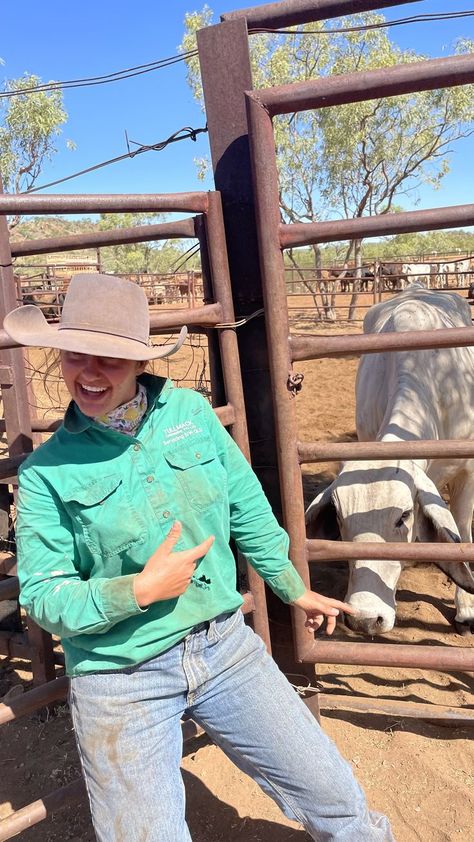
[287,372,304,397]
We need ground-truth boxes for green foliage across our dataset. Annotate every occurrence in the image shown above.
[286,230,474,267]
[180,10,474,264]
[0,73,70,203]
[12,215,201,275]
[96,213,199,274]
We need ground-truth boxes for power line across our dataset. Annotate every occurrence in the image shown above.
[2,10,473,100]
[0,51,198,99]
[25,126,208,193]
[251,9,474,37]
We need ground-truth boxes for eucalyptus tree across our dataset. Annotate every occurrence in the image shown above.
[0,72,71,228]
[181,9,474,319]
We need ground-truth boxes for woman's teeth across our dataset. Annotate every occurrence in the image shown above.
[80,384,107,393]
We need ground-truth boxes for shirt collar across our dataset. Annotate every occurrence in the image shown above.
[63,373,172,434]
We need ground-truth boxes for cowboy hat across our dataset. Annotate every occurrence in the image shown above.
[3,273,187,361]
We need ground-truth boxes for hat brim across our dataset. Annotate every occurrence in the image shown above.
[3,305,187,361]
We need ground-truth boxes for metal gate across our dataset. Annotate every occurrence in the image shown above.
[0,189,271,838]
[198,0,474,724]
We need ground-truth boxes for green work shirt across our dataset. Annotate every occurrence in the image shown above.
[16,374,305,676]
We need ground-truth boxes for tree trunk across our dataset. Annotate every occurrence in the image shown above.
[348,239,362,321]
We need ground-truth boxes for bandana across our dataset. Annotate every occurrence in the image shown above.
[94,382,148,436]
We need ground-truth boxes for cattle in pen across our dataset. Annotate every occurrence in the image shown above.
[305,284,474,636]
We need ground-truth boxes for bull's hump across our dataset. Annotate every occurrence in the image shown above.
[364,287,471,335]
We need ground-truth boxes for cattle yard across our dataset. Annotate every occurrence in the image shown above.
[1,0,474,840]
[1,324,473,842]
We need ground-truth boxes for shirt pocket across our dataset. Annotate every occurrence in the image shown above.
[164,437,227,512]
[62,475,146,559]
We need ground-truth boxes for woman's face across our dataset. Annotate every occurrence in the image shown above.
[60,352,146,416]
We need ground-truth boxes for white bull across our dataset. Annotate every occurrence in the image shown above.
[305,284,474,636]
[401,262,437,287]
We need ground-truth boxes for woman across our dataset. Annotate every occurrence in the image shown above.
[5,273,394,841]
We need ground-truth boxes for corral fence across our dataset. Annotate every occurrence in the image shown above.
[14,263,204,313]
[285,258,474,325]
[0,190,271,838]
[1,0,474,836]
[197,0,474,725]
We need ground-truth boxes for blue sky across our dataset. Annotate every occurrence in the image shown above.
[1,1,473,213]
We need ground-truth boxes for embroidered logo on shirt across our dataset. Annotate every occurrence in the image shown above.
[162,420,203,446]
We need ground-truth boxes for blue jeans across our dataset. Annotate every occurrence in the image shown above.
[70,610,394,841]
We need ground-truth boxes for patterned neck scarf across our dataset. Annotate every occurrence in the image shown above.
[94,382,148,436]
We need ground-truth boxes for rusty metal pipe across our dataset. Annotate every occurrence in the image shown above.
[149,302,223,330]
[299,440,474,463]
[252,52,474,116]
[221,0,418,27]
[0,303,225,350]
[280,204,474,248]
[301,639,474,671]
[0,779,86,842]
[318,693,474,722]
[290,325,474,361]
[0,193,209,216]
[307,539,474,563]
[203,193,272,651]
[245,93,312,664]
[0,675,68,726]
[11,219,197,257]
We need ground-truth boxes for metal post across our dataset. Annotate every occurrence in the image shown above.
[0,180,56,685]
[198,19,319,712]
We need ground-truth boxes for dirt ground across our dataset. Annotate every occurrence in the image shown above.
[1,291,473,841]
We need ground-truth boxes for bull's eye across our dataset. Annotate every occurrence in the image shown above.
[395,510,412,529]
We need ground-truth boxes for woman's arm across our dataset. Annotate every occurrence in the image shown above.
[16,464,145,638]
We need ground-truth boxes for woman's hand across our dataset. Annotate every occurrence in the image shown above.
[291,589,356,636]
[133,521,214,608]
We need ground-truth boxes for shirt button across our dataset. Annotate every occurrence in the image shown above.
[195,452,201,459]
[133,444,140,451]
[163,510,170,518]
[146,475,154,483]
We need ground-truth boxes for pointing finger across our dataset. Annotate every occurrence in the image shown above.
[188,535,215,562]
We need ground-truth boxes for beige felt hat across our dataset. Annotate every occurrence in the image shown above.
[3,273,187,361]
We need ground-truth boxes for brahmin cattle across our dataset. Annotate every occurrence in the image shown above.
[305,284,474,635]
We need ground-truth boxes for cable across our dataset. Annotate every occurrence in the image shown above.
[3,9,473,100]
[251,9,474,37]
[0,51,198,99]
[170,243,201,274]
[214,307,265,328]
[25,125,207,193]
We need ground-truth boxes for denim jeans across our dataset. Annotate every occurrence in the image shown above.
[70,610,394,842]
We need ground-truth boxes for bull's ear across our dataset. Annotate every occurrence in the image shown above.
[414,468,460,544]
[414,467,474,595]
[305,483,340,540]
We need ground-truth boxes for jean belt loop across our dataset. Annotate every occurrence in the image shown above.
[206,617,218,643]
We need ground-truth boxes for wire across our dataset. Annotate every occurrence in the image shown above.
[170,243,201,274]
[25,126,208,193]
[251,9,474,37]
[214,307,265,328]
[0,51,198,99]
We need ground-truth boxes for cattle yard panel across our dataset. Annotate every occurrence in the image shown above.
[242,24,474,717]
[0,188,271,658]
[0,188,274,837]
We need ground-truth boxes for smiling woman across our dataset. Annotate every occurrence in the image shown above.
[2,272,394,842]
[60,352,146,417]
